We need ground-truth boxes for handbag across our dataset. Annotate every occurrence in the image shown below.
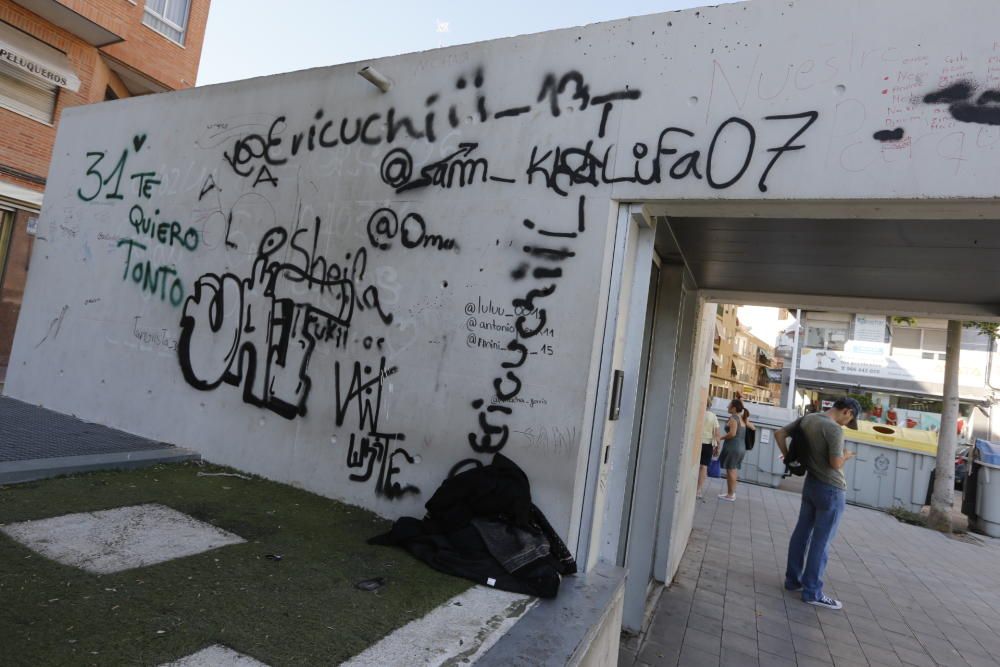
[708,458,722,478]
[745,426,756,451]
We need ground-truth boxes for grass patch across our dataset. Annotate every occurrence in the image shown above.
[886,505,967,535]
[886,506,927,527]
[0,462,470,666]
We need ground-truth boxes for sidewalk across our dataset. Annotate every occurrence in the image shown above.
[623,479,1000,667]
[0,395,197,483]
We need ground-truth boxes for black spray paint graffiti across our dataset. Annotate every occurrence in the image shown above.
[872,79,1000,146]
[873,128,906,142]
[380,143,516,193]
[366,207,457,252]
[921,81,1000,126]
[454,196,587,473]
[222,69,642,186]
[338,357,420,499]
[177,217,393,420]
[527,112,819,196]
[77,135,198,307]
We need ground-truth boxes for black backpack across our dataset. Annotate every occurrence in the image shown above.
[782,418,807,477]
[745,425,756,451]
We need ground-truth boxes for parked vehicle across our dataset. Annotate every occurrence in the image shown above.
[956,445,971,490]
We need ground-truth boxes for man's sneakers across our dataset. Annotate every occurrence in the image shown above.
[805,594,843,610]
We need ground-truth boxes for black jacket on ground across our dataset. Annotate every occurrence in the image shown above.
[369,453,576,598]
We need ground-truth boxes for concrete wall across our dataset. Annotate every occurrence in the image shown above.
[9,0,1000,543]
[656,296,717,582]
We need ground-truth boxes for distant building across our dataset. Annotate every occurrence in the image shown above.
[777,312,1000,443]
[710,304,779,405]
[0,0,211,382]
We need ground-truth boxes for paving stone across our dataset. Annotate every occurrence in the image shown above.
[721,631,757,656]
[684,627,722,656]
[796,657,836,667]
[917,636,967,664]
[959,654,1000,667]
[695,589,727,608]
[793,635,834,662]
[619,647,638,667]
[692,600,726,623]
[757,650,798,667]
[831,656,870,667]
[756,616,793,641]
[630,484,1000,667]
[789,620,828,643]
[826,638,867,662]
[877,618,913,638]
[636,638,681,666]
[756,631,796,660]
[689,611,724,636]
[678,645,721,667]
[860,642,905,667]
[892,644,938,667]
[885,631,925,655]
[719,647,759,667]
[721,615,757,642]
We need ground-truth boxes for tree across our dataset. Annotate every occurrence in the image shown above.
[891,319,997,533]
[926,320,962,532]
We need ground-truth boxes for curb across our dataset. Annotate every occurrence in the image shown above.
[0,448,201,485]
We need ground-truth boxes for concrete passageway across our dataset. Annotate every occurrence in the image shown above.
[622,481,1000,667]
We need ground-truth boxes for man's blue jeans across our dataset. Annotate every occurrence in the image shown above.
[785,474,846,602]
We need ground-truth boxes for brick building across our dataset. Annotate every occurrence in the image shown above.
[0,0,211,382]
[709,304,780,405]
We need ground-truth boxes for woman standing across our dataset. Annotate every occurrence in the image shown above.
[718,398,747,502]
[696,397,720,499]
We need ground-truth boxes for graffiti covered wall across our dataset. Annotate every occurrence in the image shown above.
[8,0,1000,539]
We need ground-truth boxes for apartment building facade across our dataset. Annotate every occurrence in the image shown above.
[709,305,780,405]
[0,0,211,382]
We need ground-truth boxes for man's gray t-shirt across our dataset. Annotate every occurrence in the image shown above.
[789,413,846,489]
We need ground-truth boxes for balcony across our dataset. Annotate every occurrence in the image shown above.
[14,1,123,46]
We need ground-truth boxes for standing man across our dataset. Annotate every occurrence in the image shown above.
[696,397,720,499]
[775,397,861,610]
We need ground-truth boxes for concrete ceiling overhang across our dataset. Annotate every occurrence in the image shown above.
[646,200,1000,320]
[101,55,170,95]
[13,0,122,47]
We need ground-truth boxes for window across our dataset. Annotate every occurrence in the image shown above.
[143,0,190,45]
[923,329,947,353]
[891,327,948,361]
[891,328,921,351]
[804,323,849,351]
[0,57,57,123]
[104,86,118,101]
[0,209,13,289]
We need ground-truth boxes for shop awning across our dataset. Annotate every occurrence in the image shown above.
[0,21,80,91]
[0,179,43,211]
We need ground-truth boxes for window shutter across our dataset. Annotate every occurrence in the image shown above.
[0,57,57,123]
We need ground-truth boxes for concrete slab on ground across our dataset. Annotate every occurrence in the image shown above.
[341,586,534,666]
[161,645,269,667]
[622,477,1000,667]
[0,503,245,573]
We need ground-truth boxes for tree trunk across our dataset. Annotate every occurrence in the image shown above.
[928,320,962,532]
